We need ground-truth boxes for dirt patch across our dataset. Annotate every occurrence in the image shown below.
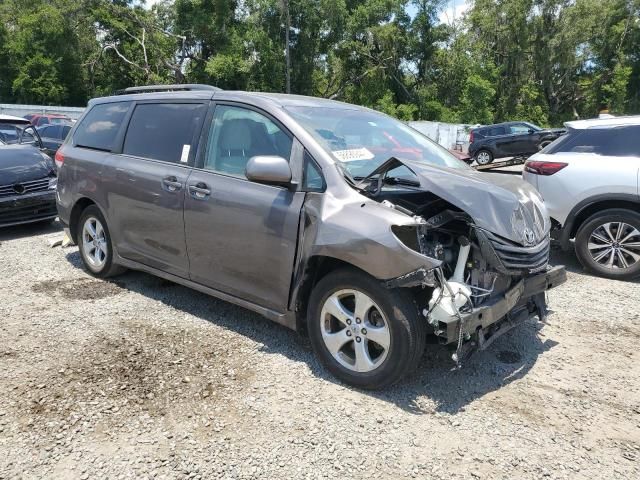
[14,321,254,433]
[32,278,125,300]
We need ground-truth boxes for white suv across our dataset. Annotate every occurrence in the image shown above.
[523,116,640,280]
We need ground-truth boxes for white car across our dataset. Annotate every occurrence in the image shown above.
[523,116,640,280]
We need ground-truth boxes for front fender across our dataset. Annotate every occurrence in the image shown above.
[300,192,439,281]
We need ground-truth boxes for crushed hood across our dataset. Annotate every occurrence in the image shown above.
[0,144,54,184]
[366,158,550,246]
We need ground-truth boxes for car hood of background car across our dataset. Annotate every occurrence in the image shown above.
[0,144,53,184]
[392,158,549,245]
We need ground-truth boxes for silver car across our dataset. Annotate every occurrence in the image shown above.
[56,85,565,389]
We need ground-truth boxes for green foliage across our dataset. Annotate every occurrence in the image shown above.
[0,0,638,124]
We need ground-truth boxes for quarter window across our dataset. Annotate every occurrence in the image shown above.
[548,126,640,157]
[74,102,130,151]
[123,103,206,163]
[302,151,325,191]
[488,126,506,136]
[204,105,292,178]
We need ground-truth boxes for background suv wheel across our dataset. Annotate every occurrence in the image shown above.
[77,205,125,278]
[575,208,640,280]
[474,149,493,165]
[307,268,425,389]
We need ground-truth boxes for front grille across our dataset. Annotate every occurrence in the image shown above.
[0,177,50,198]
[0,200,57,226]
[477,229,550,275]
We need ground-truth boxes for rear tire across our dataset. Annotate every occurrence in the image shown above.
[475,149,493,165]
[575,209,640,280]
[77,205,125,278]
[307,268,425,389]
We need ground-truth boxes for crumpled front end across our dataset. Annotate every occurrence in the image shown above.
[357,159,567,364]
[385,202,566,364]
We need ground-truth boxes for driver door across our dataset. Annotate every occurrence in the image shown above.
[184,103,305,312]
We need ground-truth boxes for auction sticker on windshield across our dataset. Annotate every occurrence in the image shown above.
[332,147,375,162]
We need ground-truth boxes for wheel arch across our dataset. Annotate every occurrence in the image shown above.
[68,197,107,244]
[561,194,640,248]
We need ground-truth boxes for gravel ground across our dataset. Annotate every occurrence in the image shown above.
[1,221,639,480]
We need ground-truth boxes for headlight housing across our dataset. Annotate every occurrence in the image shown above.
[48,176,58,190]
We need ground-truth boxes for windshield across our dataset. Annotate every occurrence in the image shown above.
[50,117,70,124]
[0,123,37,145]
[286,106,469,178]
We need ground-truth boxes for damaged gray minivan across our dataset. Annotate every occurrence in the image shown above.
[56,85,566,389]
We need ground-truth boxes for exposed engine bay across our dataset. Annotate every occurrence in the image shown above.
[354,159,565,365]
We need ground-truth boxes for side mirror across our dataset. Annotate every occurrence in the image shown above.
[528,128,535,134]
[245,155,292,187]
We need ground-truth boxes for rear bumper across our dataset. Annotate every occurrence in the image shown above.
[436,265,566,344]
[0,190,57,227]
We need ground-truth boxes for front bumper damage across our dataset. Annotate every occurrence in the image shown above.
[430,265,566,360]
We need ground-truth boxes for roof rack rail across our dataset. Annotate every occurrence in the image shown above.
[115,84,221,95]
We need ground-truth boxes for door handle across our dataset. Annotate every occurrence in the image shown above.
[162,176,183,192]
[189,182,211,199]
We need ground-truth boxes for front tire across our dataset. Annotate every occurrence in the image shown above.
[308,268,425,389]
[77,205,125,278]
[475,149,493,165]
[575,209,640,280]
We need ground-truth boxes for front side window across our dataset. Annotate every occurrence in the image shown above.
[509,124,531,134]
[286,105,468,179]
[123,103,206,163]
[74,102,130,151]
[204,105,293,177]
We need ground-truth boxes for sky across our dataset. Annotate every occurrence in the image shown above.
[142,0,471,24]
[439,0,470,24]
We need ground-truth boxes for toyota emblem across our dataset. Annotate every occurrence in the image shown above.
[12,183,25,195]
[523,228,535,246]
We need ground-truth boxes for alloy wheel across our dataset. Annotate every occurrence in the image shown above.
[587,222,640,270]
[82,217,108,269]
[319,289,390,373]
[476,151,492,165]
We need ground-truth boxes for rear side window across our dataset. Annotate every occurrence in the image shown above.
[123,103,206,163]
[74,102,130,151]
[547,126,640,157]
[488,126,506,136]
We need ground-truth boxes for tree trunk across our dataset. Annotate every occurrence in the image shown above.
[284,0,291,94]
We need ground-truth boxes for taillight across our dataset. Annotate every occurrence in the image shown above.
[524,160,568,176]
[469,130,474,143]
[54,149,64,169]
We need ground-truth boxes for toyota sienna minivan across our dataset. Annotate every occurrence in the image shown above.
[56,84,565,389]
